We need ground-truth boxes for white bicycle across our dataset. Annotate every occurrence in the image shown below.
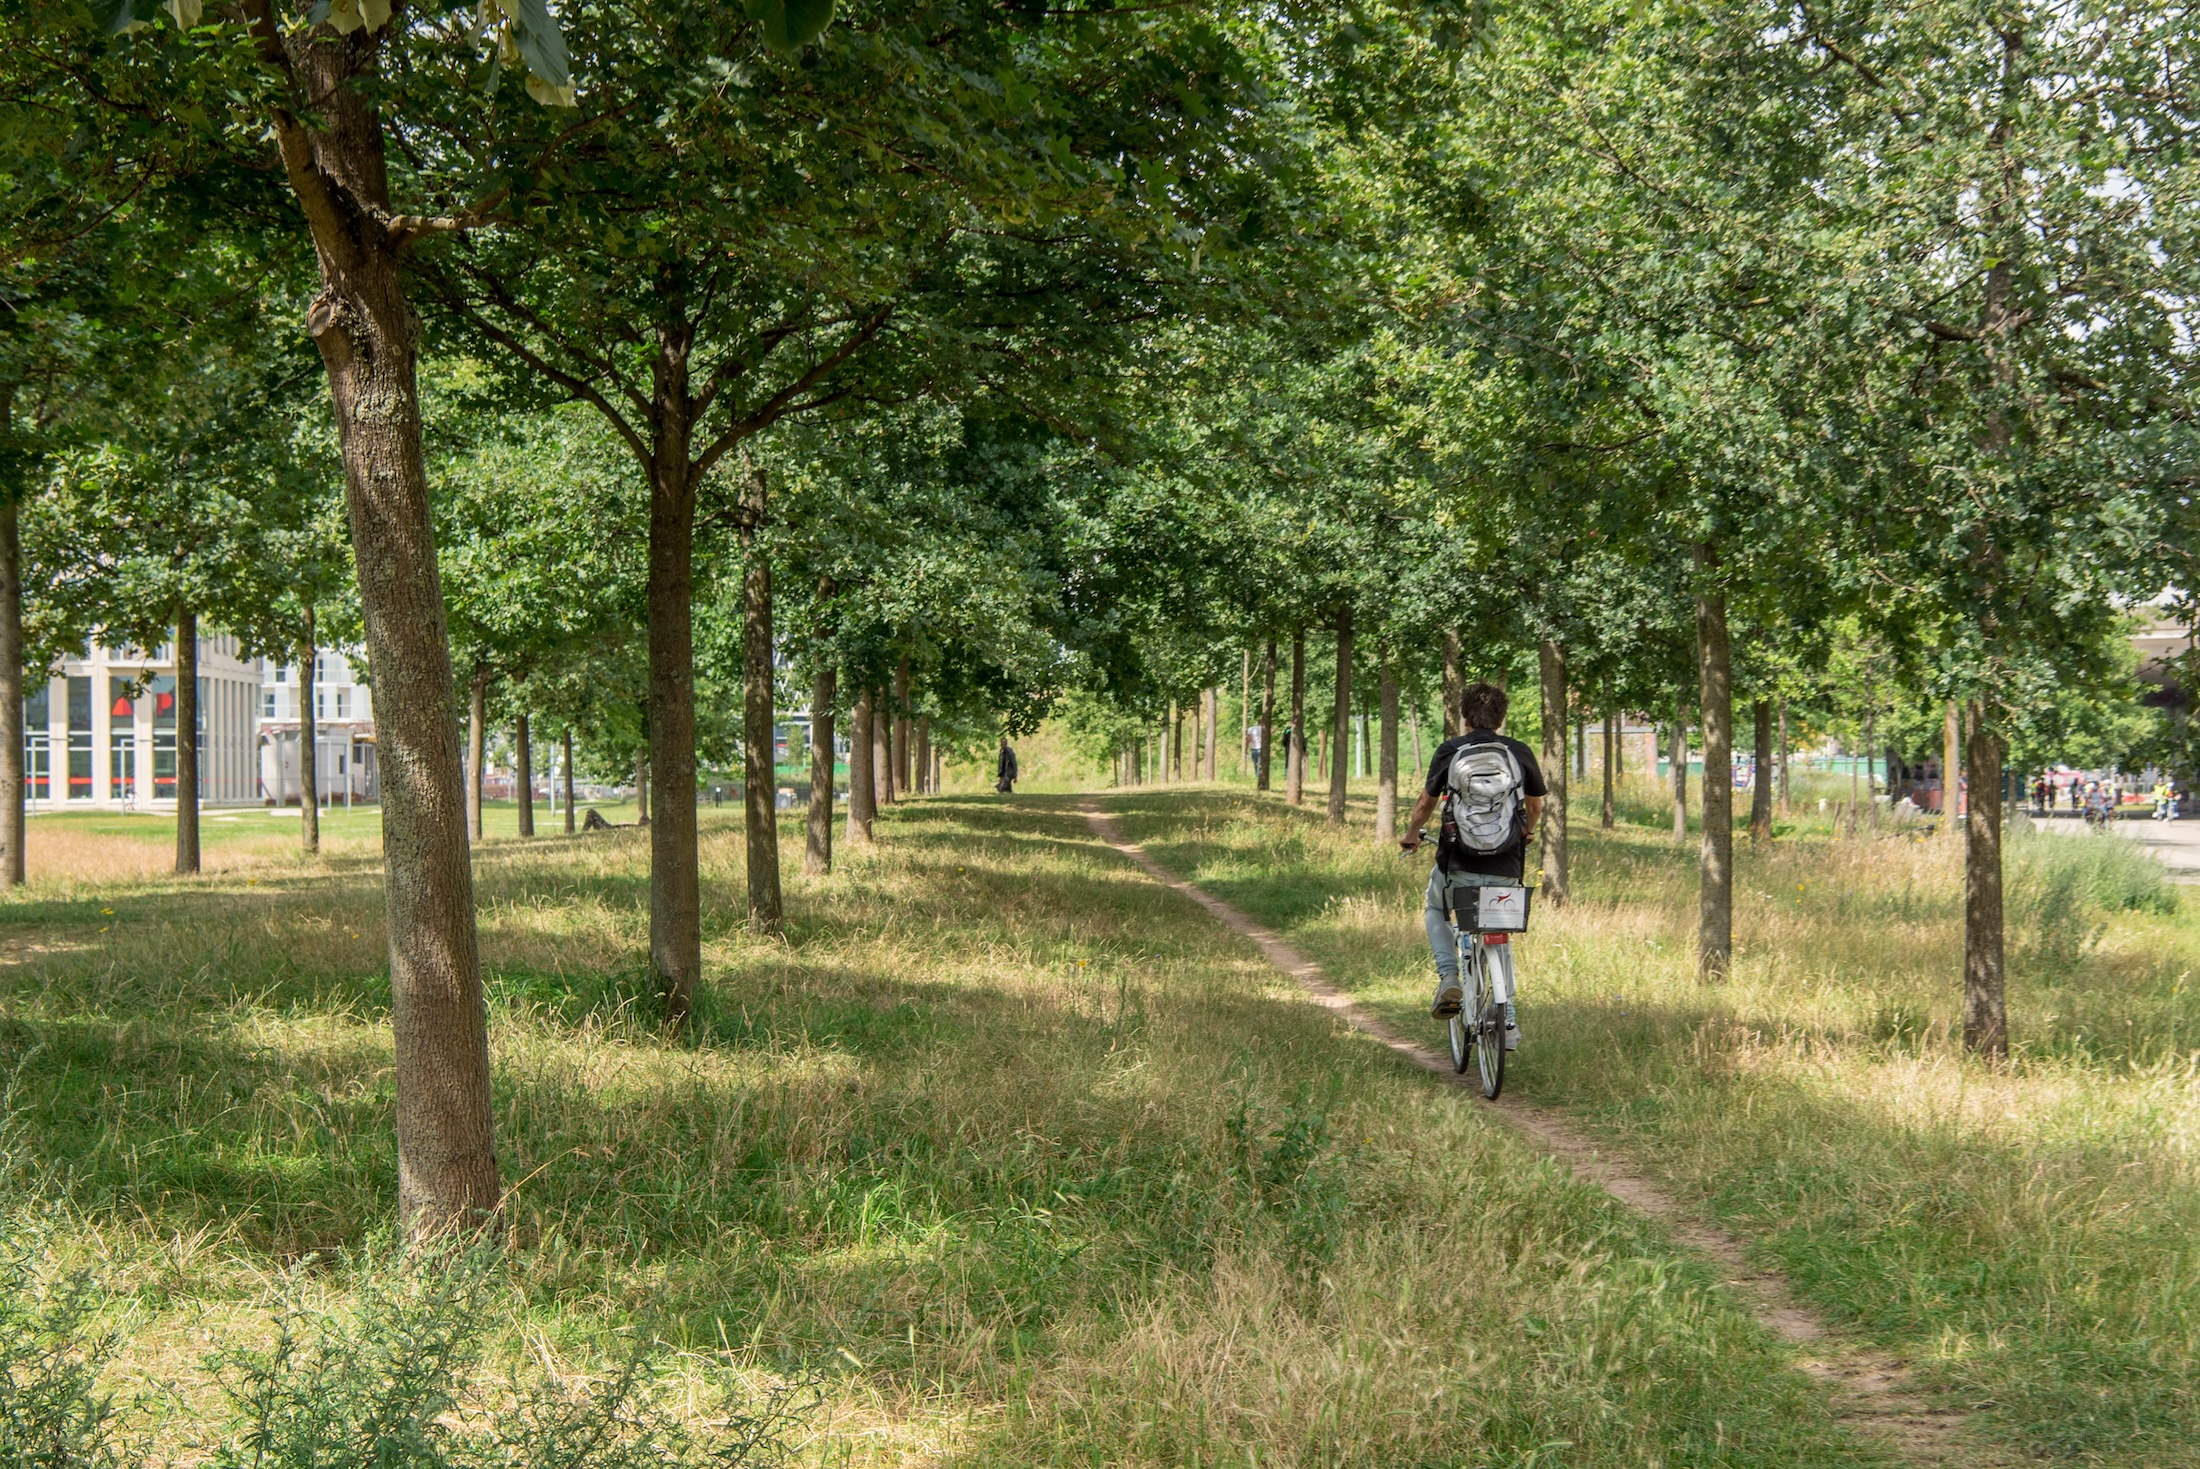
[1411,836,1529,1100]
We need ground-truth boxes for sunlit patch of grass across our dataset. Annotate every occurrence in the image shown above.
[1,795,1891,1465]
[1116,787,2200,1467]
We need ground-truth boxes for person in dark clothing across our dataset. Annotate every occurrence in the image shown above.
[996,739,1019,794]
[1398,681,1547,1039]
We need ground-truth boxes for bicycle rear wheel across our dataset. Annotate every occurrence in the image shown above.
[1448,1010,1471,1072]
[1464,938,1504,1100]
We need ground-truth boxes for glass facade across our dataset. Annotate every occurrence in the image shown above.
[150,674,177,801]
[22,682,49,801]
[109,678,136,802]
[67,676,91,800]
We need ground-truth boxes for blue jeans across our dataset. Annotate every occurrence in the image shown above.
[1426,868,1515,991]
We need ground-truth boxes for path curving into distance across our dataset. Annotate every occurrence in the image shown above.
[1080,800,2003,1469]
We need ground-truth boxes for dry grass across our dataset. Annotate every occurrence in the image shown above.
[1115,786,2200,1467]
[0,795,1887,1466]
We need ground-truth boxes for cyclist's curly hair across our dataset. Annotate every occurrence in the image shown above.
[1460,681,1508,731]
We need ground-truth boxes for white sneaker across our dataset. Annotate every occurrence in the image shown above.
[1503,1024,1521,1051]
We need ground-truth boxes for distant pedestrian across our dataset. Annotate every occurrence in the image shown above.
[996,738,1019,794]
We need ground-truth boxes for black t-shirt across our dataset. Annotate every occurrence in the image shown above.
[1424,729,1548,878]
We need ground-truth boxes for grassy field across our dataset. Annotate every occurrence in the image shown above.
[0,791,1906,1466]
[1112,778,2200,1467]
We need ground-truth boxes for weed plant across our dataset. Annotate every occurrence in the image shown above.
[1113,788,2200,1467]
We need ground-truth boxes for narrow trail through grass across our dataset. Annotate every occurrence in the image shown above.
[1108,785,2200,1469]
[1,792,1905,1466]
[1081,798,1989,1469]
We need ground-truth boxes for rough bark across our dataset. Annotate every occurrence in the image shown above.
[0,484,21,886]
[914,715,930,796]
[1601,711,1616,830]
[645,389,701,1019]
[892,654,911,796]
[1258,639,1276,791]
[806,665,835,874]
[175,609,199,875]
[1963,702,2009,1058]
[515,713,533,837]
[1943,698,1962,833]
[1442,629,1464,736]
[562,728,575,835]
[1204,686,1218,781]
[636,749,650,825]
[872,688,893,807]
[1697,548,1734,982]
[1749,700,1772,842]
[1671,703,1689,841]
[1287,627,1306,806]
[1376,661,1399,843]
[244,0,497,1231]
[847,682,875,846]
[299,610,319,853]
[1328,607,1352,825]
[1538,641,1569,904]
[741,505,781,934]
[466,663,486,843]
[1777,698,1790,813]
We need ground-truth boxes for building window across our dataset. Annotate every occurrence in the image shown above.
[149,674,177,801]
[275,666,287,683]
[335,688,350,720]
[110,677,138,802]
[263,689,276,720]
[67,677,91,800]
[23,682,50,802]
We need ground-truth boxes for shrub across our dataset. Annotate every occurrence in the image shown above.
[0,1213,126,1469]
[2008,829,2176,975]
[209,1248,813,1469]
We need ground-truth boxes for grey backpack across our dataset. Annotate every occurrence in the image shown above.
[1445,741,1525,853]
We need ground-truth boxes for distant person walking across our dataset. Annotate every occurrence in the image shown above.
[996,738,1019,795]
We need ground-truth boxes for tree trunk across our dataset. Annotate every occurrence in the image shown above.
[1205,686,1219,781]
[1749,700,1772,842]
[1443,629,1464,736]
[742,508,781,934]
[1538,640,1568,905]
[466,663,486,843]
[1376,661,1399,843]
[1863,707,1879,829]
[0,482,21,887]
[1963,702,2008,1058]
[636,748,650,824]
[1409,699,1422,774]
[175,609,199,876]
[1574,719,1586,782]
[1287,628,1306,804]
[1601,711,1616,830]
[249,5,498,1229]
[1258,638,1277,791]
[1328,607,1352,825]
[515,712,533,837]
[562,728,575,834]
[914,714,931,796]
[299,610,319,853]
[1671,703,1689,841]
[806,664,836,873]
[1240,652,1251,776]
[847,682,875,846]
[872,686,893,808]
[1190,694,1202,780]
[1777,698,1790,813]
[1697,549,1734,982]
[1943,698,1962,833]
[644,391,701,1021]
[893,654,911,796]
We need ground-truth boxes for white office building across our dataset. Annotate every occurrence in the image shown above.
[258,648,378,804]
[22,635,262,810]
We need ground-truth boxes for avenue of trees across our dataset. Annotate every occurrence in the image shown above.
[4,0,2194,1235]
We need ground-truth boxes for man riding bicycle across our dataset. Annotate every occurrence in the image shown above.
[1399,681,1546,1046]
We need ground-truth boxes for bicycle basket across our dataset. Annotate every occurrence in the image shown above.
[1461,883,1531,933]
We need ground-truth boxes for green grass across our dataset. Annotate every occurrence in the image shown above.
[1110,785,2200,1467]
[0,795,1893,1465]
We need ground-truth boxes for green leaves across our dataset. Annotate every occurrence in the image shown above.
[744,0,836,56]
[499,0,571,89]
